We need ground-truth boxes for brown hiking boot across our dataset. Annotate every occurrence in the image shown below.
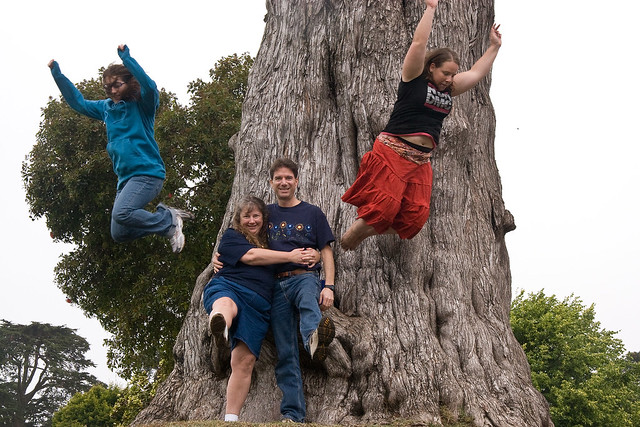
[309,316,335,361]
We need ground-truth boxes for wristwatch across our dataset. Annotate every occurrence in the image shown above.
[323,284,335,292]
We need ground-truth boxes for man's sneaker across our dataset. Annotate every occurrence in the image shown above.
[209,311,228,346]
[309,315,335,362]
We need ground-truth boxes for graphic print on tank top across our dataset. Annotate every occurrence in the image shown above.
[425,82,453,114]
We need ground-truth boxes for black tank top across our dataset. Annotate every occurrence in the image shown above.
[382,76,452,146]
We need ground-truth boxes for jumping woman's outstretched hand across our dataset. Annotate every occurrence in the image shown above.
[47,59,55,69]
[490,24,502,48]
[403,0,439,81]
[450,23,503,96]
[118,44,126,52]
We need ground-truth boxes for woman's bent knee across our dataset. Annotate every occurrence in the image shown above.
[110,226,131,243]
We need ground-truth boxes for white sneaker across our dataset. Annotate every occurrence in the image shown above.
[169,207,195,222]
[165,206,194,253]
[169,215,185,253]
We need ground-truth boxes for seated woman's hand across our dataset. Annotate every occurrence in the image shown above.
[211,251,223,273]
[300,248,321,267]
[288,248,309,265]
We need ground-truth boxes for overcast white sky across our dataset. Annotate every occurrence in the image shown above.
[1,1,638,386]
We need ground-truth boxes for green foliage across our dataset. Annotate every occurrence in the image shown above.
[51,369,168,427]
[52,384,122,427]
[111,368,166,426]
[22,53,253,380]
[511,290,640,426]
[0,320,98,426]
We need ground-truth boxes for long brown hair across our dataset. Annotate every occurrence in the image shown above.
[420,47,460,89]
[231,196,269,248]
[103,64,141,101]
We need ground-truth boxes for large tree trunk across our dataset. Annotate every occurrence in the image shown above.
[134,1,552,425]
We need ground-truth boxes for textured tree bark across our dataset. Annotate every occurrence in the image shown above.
[134,0,552,425]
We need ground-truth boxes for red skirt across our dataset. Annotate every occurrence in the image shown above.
[341,136,432,239]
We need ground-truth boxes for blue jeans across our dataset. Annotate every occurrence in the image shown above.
[271,272,322,422]
[110,176,174,242]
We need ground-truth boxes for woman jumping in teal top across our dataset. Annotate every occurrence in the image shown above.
[48,45,193,253]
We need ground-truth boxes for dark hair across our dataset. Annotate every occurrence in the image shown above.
[269,158,299,179]
[231,195,269,248]
[421,47,460,88]
[103,63,140,101]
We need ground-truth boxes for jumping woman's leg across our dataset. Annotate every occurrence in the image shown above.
[341,219,400,250]
[110,176,172,242]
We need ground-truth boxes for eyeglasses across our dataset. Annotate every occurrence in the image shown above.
[103,81,127,92]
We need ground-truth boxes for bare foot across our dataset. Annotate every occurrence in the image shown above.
[340,219,378,250]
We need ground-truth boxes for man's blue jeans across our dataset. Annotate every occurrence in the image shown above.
[271,272,322,422]
[110,175,174,242]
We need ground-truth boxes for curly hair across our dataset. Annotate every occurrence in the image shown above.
[231,196,269,248]
[103,63,140,101]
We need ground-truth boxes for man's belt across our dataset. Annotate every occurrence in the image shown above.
[275,268,317,279]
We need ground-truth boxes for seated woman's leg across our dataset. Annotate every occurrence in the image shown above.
[209,297,237,344]
[225,342,256,417]
[211,297,238,327]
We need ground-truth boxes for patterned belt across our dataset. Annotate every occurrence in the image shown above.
[378,133,433,165]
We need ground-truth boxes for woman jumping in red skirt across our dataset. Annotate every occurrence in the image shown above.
[341,0,502,250]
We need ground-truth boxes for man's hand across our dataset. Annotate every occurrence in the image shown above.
[319,287,334,311]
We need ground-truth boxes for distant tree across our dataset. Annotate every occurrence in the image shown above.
[511,290,640,426]
[22,54,252,379]
[51,384,122,427]
[0,320,97,426]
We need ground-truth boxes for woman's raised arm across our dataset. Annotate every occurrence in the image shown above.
[451,24,502,96]
[402,0,439,82]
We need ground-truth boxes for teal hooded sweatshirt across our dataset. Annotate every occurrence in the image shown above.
[50,45,166,190]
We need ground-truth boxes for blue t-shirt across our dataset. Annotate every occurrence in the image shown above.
[268,201,334,274]
[215,228,275,302]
